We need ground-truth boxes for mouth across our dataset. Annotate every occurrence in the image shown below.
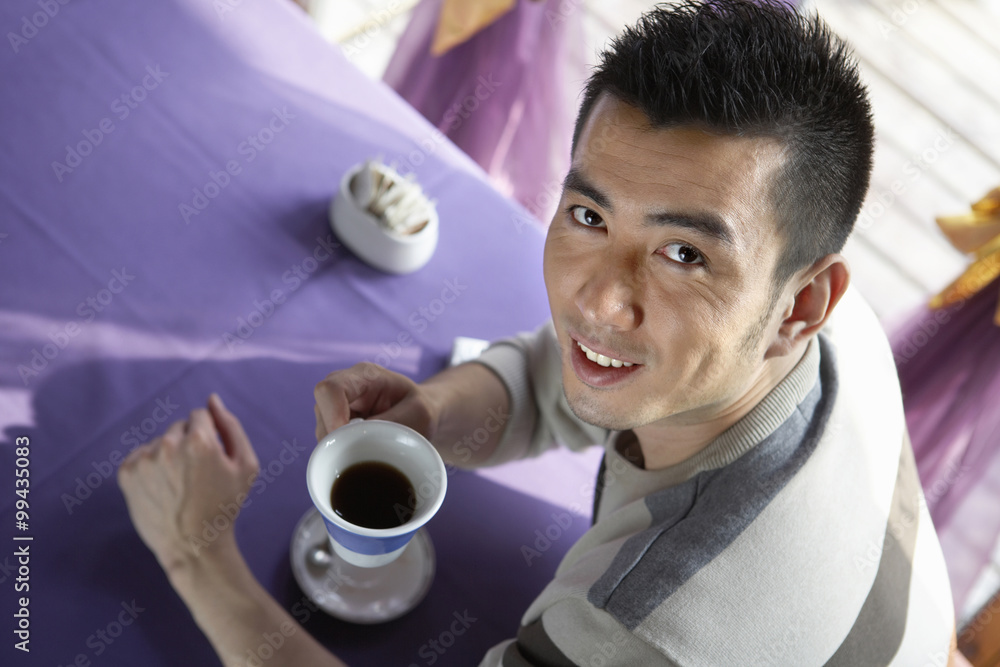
[577,341,635,368]
[569,335,642,388]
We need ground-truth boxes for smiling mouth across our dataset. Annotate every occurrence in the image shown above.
[569,338,642,388]
[576,341,635,368]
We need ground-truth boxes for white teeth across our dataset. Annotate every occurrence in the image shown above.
[577,342,634,369]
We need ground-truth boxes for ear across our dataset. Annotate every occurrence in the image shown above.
[765,254,850,359]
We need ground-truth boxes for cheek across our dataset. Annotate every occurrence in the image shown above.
[543,226,589,297]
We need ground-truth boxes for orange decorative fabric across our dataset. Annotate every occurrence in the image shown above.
[431,0,516,55]
[931,187,1000,325]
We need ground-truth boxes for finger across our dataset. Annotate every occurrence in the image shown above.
[188,408,218,448]
[163,420,186,443]
[314,364,411,431]
[315,404,327,442]
[208,393,258,471]
[159,420,186,456]
[117,442,159,491]
[349,365,414,416]
[313,372,356,436]
[121,439,156,470]
[372,396,433,438]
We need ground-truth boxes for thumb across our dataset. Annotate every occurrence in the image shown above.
[208,393,259,471]
[371,395,433,440]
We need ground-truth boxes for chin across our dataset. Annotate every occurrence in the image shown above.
[562,384,643,432]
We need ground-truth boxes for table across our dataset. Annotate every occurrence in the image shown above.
[0,0,598,663]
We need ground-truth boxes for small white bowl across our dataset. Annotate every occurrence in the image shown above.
[329,164,439,274]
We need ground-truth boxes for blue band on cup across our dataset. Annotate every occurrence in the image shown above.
[323,517,415,555]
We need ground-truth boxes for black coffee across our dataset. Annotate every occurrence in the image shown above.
[331,461,415,529]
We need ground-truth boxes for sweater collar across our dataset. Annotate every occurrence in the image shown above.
[603,335,821,489]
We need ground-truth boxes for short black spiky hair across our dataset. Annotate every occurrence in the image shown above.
[572,0,874,288]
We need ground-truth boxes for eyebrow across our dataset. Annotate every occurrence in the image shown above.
[646,211,734,247]
[562,168,735,247]
[563,168,611,211]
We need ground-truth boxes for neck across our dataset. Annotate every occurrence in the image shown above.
[632,342,808,470]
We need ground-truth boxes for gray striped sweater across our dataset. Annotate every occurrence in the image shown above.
[473,287,954,666]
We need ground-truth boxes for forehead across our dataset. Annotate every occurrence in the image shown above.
[573,95,786,248]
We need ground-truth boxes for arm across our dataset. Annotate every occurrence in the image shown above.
[423,361,512,466]
[166,541,345,667]
[313,360,511,468]
[118,394,346,667]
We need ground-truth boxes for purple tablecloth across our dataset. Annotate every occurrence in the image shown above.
[0,0,595,664]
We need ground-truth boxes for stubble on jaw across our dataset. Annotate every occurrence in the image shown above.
[559,287,782,433]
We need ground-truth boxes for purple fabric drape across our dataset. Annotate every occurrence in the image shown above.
[891,279,1000,615]
[0,0,597,662]
[384,0,586,226]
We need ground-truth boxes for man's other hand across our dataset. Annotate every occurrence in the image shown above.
[117,393,260,574]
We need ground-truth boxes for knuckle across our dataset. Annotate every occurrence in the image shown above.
[356,361,381,377]
[315,376,339,396]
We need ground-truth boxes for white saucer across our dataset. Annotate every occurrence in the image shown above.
[289,507,435,624]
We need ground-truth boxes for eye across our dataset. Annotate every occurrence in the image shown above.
[661,242,704,266]
[570,206,605,228]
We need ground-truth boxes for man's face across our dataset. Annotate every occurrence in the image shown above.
[544,95,789,431]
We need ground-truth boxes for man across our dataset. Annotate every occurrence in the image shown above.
[118,1,960,664]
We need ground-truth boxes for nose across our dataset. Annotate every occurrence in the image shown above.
[574,253,643,331]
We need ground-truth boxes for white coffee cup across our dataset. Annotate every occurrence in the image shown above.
[306,419,447,567]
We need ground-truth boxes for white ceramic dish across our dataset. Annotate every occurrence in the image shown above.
[329,164,439,274]
[289,507,435,624]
